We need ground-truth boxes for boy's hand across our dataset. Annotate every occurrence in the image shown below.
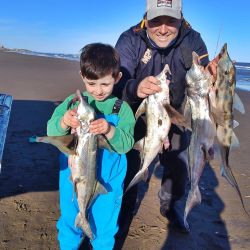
[89,118,113,137]
[137,76,161,98]
[61,109,80,130]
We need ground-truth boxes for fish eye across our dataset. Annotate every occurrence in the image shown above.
[224,70,229,75]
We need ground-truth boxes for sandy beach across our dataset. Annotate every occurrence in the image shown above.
[0,51,250,250]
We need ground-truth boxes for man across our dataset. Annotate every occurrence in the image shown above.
[113,0,215,234]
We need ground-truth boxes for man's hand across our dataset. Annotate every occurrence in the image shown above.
[137,76,162,98]
[206,55,220,84]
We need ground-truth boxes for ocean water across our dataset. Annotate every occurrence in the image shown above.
[17,50,80,61]
[17,51,250,92]
[235,62,250,91]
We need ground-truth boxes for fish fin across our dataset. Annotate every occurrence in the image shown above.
[73,176,86,199]
[125,169,146,193]
[95,181,108,196]
[233,92,245,114]
[29,134,75,146]
[97,134,113,152]
[75,214,81,228]
[133,138,145,152]
[29,135,76,155]
[75,213,94,240]
[233,120,239,129]
[183,99,192,131]
[164,103,190,129]
[89,181,109,209]
[184,185,201,228]
[135,99,147,120]
[219,151,250,218]
[230,131,240,150]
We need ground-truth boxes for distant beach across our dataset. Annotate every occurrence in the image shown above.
[4,49,250,92]
[0,51,81,101]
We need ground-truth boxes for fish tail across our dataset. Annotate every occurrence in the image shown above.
[184,185,201,225]
[220,155,250,218]
[29,135,75,155]
[125,169,146,193]
[29,136,38,143]
[29,135,48,143]
[29,135,52,144]
[75,212,94,240]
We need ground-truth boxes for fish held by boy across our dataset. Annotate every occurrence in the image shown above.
[208,43,249,216]
[29,89,109,240]
[183,51,216,228]
[125,64,188,192]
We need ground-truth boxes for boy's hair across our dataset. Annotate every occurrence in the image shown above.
[80,43,120,80]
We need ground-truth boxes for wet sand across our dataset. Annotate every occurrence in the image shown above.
[0,51,250,250]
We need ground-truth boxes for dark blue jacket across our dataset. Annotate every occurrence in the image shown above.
[114,20,209,112]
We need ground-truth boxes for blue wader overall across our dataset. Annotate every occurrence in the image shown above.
[57,101,127,250]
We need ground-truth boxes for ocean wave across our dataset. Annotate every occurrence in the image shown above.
[237,78,250,82]
[17,51,80,61]
[236,80,250,91]
[235,65,250,70]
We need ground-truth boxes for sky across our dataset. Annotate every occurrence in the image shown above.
[0,0,249,62]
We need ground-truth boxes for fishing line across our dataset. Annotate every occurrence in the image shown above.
[214,23,223,58]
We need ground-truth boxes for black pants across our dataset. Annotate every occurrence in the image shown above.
[114,120,190,248]
[158,125,190,209]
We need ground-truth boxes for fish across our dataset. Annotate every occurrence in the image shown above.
[29,90,108,239]
[184,51,216,228]
[208,43,249,216]
[125,64,188,192]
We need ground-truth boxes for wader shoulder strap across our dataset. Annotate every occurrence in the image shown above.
[112,99,123,114]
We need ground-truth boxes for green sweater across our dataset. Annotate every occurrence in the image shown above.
[47,91,135,154]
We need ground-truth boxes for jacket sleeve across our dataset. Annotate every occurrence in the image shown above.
[192,32,209,67]
[47,95,73,136]
[114,30,141,106]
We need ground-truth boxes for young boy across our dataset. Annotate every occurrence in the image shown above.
[47,43,135,250]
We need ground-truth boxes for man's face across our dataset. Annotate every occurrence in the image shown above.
[145,16,182,48]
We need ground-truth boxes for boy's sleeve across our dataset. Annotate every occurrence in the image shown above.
[108,101,135,154]
[47,95,73,136]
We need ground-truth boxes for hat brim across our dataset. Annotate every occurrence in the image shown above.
[147,8,181,20]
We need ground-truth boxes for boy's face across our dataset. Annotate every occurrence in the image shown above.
[81,72,122,101]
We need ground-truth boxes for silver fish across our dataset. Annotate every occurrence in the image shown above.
[126,64,187,192]
[184,52,216,228]
[208,43,248,215]
[29,90,108,239]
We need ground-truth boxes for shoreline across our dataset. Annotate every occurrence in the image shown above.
[1,51,249,95]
